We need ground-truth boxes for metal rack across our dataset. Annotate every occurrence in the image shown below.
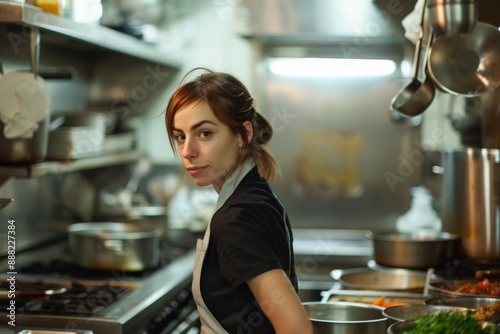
[0,1,180,68]
[0,2,175,183]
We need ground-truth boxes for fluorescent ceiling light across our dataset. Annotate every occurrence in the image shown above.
[268,57,397,77]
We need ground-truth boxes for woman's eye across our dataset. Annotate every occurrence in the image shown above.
[200,131,212,138]
[174,134,185,142]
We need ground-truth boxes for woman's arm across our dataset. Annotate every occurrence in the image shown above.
[247,269,314,334]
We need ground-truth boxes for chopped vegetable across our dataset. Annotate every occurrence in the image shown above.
[455,279,500,296]
[371,295,407,308]
[402,310,500,334]
[372,295,385,306]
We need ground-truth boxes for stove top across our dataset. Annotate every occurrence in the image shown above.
[0,279,133,317]
[0,230,200,334]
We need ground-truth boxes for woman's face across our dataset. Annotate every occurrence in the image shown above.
[172,101,243,193]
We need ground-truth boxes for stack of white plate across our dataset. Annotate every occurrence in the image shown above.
[47,112,106,160]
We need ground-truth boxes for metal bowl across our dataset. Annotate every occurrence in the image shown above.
[302,301,387,334]
[387,319,498,334]
[367,231,460,269]
[425,296,500,308]
[330,267,442,292]
[428,279,500,298]
[383,304,468,323]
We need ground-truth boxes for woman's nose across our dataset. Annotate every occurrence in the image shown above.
[181,137,197,159]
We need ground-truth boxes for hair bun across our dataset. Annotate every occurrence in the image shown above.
[254,112,273,145]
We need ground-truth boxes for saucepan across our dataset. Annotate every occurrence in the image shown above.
[427,22,500,96]
[367,231,460,269]
[390,0,435,117]
[68,222,162,272]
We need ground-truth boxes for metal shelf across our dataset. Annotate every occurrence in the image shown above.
[0,2,173,182]
[0,1,180,68]
[0,150,142,178]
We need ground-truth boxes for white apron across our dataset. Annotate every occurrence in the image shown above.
[191,161,255,334]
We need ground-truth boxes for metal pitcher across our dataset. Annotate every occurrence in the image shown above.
[441,148,500,262]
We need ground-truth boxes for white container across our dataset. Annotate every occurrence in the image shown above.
[71,0,102,24]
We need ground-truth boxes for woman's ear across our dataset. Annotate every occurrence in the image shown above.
[242,120,253,146]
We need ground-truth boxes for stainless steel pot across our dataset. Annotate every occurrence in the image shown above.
[427,0,478,36]
[440,148,500,262]
[68,222,162,271]
[95,205,168,236]
[367,231,460,269]
[330,267,441,292]
[302,301,387,334]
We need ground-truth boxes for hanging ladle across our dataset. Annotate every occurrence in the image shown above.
[390,0,435,117]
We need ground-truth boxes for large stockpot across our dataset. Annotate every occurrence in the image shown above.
[68,222,162,271]
[440,148,500,262]
[302,301,387,334]
[367,231,460,269]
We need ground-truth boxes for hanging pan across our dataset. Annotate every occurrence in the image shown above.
[427,22,500,97]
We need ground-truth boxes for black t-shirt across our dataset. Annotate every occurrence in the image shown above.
[200,167,297,334]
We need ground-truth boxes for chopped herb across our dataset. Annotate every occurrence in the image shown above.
[402,310,500,334]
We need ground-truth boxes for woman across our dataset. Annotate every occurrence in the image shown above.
[165,68,313,334]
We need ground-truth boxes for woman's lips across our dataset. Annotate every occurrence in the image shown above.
[187,166,205,175]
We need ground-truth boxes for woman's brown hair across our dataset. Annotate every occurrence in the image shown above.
[165,67,279,181]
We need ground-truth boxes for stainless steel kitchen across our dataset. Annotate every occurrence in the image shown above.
[0,0,499,333]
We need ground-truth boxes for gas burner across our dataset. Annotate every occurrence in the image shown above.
[0,279,133,317]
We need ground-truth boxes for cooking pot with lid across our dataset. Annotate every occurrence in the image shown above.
[68,222,162,271]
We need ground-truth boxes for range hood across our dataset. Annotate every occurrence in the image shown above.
[234,0,417,42]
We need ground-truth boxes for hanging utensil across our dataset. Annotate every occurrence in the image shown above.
[30,27,40,78]
[427,22,500,97]
[390,0,435,117]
